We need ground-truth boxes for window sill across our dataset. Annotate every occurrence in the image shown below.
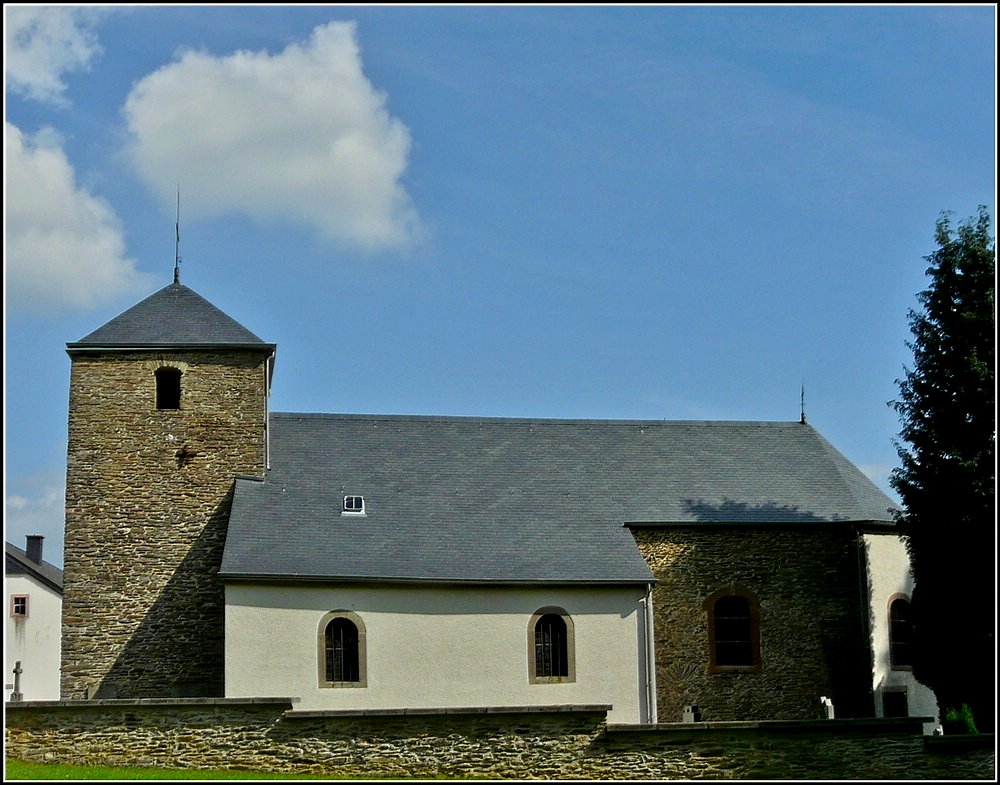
[709,665,761,674]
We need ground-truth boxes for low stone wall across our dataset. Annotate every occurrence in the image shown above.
[602,721,995,780]
[5,699,995,780]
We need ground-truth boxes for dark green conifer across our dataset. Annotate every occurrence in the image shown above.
[890,206,995,732]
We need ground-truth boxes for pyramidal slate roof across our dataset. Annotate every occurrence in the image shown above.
[220,414,898,585]
[67,282,273,350]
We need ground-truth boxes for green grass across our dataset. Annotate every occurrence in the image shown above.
[4,759,345,780]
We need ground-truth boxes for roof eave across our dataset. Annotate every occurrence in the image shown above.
[218,572,655,587]
[67,343,277,355]
[624,519,896,529]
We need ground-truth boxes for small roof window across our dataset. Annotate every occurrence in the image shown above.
[342,495,365,516]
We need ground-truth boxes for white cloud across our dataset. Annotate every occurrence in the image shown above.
[4,6,104,105]
[122,21,423,251]
[5,122,155,316]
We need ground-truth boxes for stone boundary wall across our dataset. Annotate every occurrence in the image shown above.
[5,699,995,780]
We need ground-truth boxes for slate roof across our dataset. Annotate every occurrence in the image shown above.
[5,543,64,594]
[67,282,274,351]
[220,414,898,585]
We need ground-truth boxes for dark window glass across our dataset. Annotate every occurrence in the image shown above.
[883,690,908,718]
[535,614,568,678]
[890,599,913,668]
[325,618,360,683]
[714,595,752,666]
[155,368,181,410]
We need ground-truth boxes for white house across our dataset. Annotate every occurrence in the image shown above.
[5,536,63,701]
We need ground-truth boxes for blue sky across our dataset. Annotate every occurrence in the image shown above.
[4,5,996,567]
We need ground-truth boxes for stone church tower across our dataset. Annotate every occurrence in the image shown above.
[61,281,275,698]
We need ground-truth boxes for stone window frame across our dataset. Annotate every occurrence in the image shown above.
[317,610,367,688]
[154,366,183,410]
[10,594,28,618]
[527,606,576,684]
[887,593,914,671]
[703,585,761,674]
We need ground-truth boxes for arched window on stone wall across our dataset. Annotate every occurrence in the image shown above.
[155,367,182,410]
[318,610,366,687]
[528,607,575,683]
[703,586,761,674]
[888,595,913,670]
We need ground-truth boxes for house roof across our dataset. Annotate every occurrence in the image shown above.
[66,282,274,352]
[220,415,897,585]
[5,543,64,594]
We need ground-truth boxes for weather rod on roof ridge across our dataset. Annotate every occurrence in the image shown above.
[174,185,182,284]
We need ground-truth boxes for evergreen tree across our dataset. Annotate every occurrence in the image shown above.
[890,206,995,732]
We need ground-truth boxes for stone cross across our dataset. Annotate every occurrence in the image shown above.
[11,660,23,702]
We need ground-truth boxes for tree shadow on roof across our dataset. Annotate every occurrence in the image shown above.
[682,498,845,524]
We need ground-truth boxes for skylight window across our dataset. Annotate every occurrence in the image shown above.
[343,496,365,515]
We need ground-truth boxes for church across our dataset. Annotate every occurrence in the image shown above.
[58,278,937,728]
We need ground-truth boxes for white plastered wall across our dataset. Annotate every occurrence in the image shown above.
[864,532,939,734]
[5,574,62,701]
[225,583,651,724]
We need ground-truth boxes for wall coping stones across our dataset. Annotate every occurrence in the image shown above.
[607,717,933,736]
[284,704,612,718]
[924,734,995,752]
[5,697,297,709]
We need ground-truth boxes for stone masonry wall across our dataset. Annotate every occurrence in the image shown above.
[632,525,874,723]
[62,351,269,699]
[5,701,993,780]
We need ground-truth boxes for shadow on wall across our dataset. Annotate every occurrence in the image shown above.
[91,488,234,699]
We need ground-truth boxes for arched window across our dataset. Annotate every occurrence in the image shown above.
[155,367,181,410]
[889,596,913,669]
[536,614,567,677]
[318,611,366,687]
[528,607,575,684]
[326,618,359,682]
[704,586,761,673]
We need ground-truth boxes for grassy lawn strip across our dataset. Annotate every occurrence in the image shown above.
[5,759,348,780]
